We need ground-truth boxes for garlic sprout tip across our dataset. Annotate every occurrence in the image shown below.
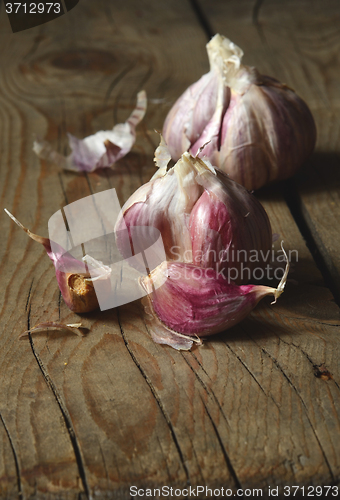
[271,241,290,304]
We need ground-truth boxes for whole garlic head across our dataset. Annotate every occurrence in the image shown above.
[113,142,284,350]
[163,34,316,191]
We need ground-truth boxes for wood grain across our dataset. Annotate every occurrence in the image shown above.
[196,0,340,299]
[0,0,339,498]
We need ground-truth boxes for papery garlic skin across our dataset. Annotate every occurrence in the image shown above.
[115,150,272,283]
[115,153,203,264]
[33,90,147,173]
[140,261,279,339]
[163,34,316,191]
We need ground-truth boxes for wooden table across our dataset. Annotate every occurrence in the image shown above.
[1,0,339,498]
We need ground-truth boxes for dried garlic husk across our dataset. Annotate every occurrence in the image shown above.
[20,322,86,339]
[5,210,110,313]
[33,90,147,172]
[115,141,272,283]
[163,34,316,190]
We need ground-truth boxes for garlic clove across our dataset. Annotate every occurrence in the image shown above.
[142,295,202,350]
[218,78,317,190]
[188,155,272,281]
[115,151,203,263]
[140,254,289,350]
[163,72,220,162]
[33,90,147,172]
[4,209,108,313]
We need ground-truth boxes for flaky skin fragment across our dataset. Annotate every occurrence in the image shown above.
[34,91,147,172]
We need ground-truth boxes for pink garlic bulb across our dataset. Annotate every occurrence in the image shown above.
[114,142,285,350]
[140,259,288,350]
[163,34,316,191]
[115,141,272,284]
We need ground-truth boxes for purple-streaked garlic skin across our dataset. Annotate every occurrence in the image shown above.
[140,261,275,337]
[115,153,203,263]
[190,162,272,281]
[162,34,316,191]
[4,210,102,313]
[115,152,272,283]
[163,72,221,161]
[46,242,101,313]
[34,238,101,313]
[217,77,317,190]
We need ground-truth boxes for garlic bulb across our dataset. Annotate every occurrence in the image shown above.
[163,34,316,191]
[114,142,285,350]
[115,142,272,284]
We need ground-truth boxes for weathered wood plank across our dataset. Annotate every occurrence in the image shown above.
[0,0,340,498]
[0,0,210,497]
[196,0,340,299]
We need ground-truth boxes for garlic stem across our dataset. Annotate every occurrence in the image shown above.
[271,241,289,304]
[4,208,48,246]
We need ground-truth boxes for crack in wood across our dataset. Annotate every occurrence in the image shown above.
[224,341,280,409]
[25,278,34,312]
[97,437,110,489]
[284,179,340,308]
[58,290,62,320]
[187,434,205,484]
[252,0,266,43]
[278,337,340,392]
[188,0,215,40]
[0,411,23,499]
[26,304,92,500]
[263,307,340,328]
[156,435,172,482]
[104,63,136,105]
[199,395,243,491]
[60,101,69,156]
[180,352,231,429]
[253,338,336,482]
[252,0,265,26]
[117,309,191,487]
[190,351,211,380]
[58,172,70,206]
